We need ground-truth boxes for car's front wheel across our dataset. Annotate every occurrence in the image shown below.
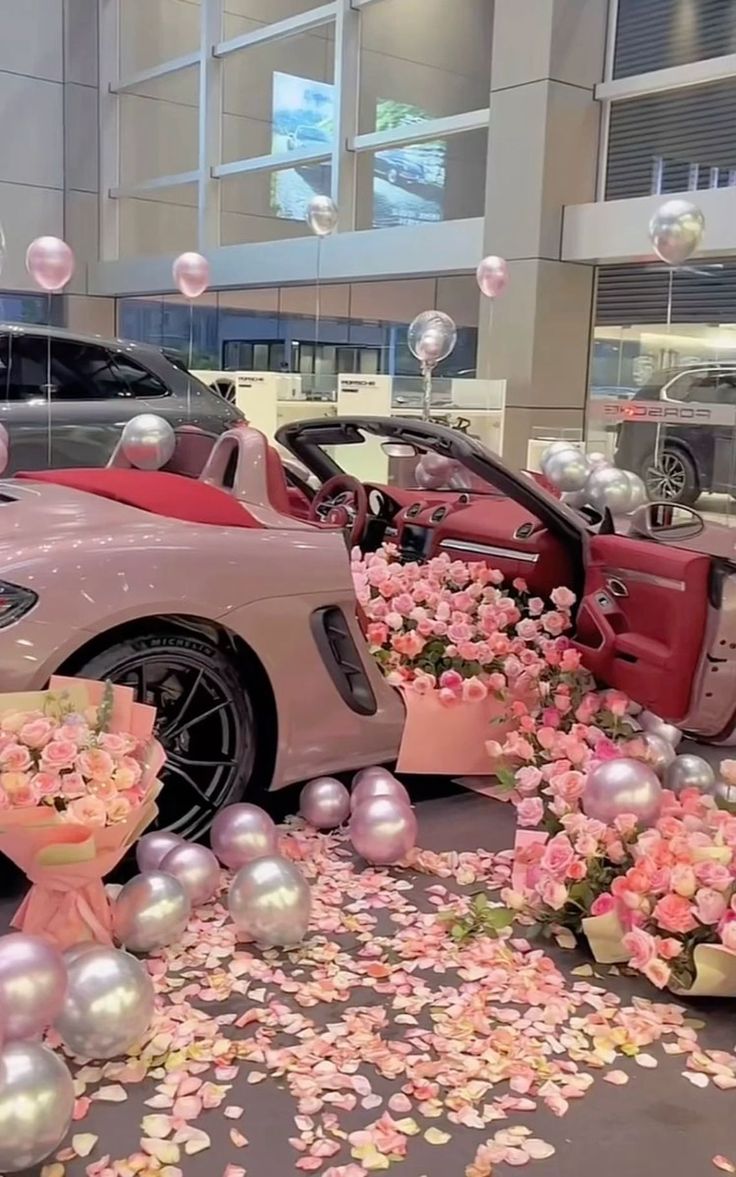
[642,447,700,506]
[73,629,257,841]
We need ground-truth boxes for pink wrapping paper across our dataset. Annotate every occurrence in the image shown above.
[0,678,163,949]
[396,691,516,776]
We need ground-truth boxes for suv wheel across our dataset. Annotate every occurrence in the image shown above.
[643,448,700,506]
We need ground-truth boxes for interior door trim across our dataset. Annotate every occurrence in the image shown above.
[440,539,539,564]
[605,566,686,592]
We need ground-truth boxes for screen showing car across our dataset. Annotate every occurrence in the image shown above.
[270,73,446,228]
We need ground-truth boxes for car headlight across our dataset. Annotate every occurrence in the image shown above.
[0,581,38,627]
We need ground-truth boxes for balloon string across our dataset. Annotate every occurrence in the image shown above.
[422,363,432,421]
[315,237,322,400]
[46,292,52,467]
[187,301,194,421]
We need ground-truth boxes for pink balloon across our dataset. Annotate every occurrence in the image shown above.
[351,767,410,811]
[350,795,417,865]
[136,830,183,873]
[476,255,509,299]
[300,777,351,829]
[160,842,221,905]
[210,803,277,869]
[25,236,75,292]
[173,251,210,299]
[0,934,67,1041]
[582,757,662,827]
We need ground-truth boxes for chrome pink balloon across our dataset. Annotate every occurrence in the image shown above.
[25,236,75,292]
[350,795,417,865]
[160,842,221,905]
[210,803,278,869]
[351,767,410,812]
[136,830,183,873]
[228,855,311,947]
[0,934,67,1041]
[299,777,350,829]
[476,254,509,299]
[172,251,210,299]
[582,757,662,827]
[113,871,191,953]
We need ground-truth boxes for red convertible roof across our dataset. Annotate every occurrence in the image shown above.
[16,468,264,529]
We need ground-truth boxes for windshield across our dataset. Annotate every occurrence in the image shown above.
[320,429,497,494]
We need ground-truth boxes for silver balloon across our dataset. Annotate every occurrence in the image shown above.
[562,489,588,509]
[636,731,677,777]
[624,470,648,512]
[299,777,351,830]
[160,842,221,905]
[350,795,418,865]
[407,311,457,369]
[582,757,662,826]
[121,413,176,471]
[136,830,183,873]
[540,440,580,471]
[714,780,736,809]
[639,710,683,748]
[306,195,338,236]
[664,754,716,797]
[228,855,311,948]
[113,871,191,953]
[649,198,705,266]
[62,942,99,967]
[210,803,278,869]
[0,933,67,1042]
[586,451,610,468]
[585,465,633,516]
[543,448,590,493]
[55,947,154,1060]
[351,766,411,811]
[0,1042,74,1172]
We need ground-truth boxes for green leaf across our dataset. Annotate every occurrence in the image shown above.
[495,768,518,792]
[483,908,514,933]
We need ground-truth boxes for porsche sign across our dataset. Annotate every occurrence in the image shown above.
[594,398,736,428]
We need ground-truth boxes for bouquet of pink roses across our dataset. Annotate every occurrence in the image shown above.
[581,784,736,995]
[0,676,163,949]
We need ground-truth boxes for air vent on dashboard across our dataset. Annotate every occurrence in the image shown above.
[430,506,448,523]
[406,502,423,518]
[514,522,534,540]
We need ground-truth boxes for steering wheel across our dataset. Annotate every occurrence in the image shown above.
[309,474,369,546]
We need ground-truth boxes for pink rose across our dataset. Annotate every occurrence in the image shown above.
[720,917,736,952]
[18,718,55,748]
[60,771,86,798]
[516,797,544,828]
[77,748,116,783]
[1,710,34,734]
[515,766,543,796]
[438,670,463,693]
[98,731,135,756]
[367,622,388,647]
[539,878,568,910]
[528,597,545,617]
[0,742,32,772]
[31,771,61,798]
[653,893,698,935]
[105,795,132,823]
[541,611,566,636]
[694,887,727,925]
[670,864,697,898]
[41,739,78,771]
[560,648,582,673]
[590,893,615,917]
[694,860,732,890]
[516,619,538,641]
[550,586,575,610]
[622,926,658,971]
[1,772,38,807]
[720,759,736,786]
[438,688,460,707]
[548,770,586,804]
[461,677,487,703]
[641,958,671,989]
[64,795,107,827]
[385,611,403,630]
[540,833,576,880]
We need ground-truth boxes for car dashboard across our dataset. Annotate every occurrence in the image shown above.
[363,484,576,596]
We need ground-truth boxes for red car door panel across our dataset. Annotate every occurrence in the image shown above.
[574,534,710,721]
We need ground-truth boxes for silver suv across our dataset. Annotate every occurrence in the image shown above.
[0,324,243,472]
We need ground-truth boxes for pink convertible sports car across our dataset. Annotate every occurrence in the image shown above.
[0,416,732,839]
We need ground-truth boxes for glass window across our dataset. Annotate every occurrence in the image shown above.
[614,0,736,79]
[356,128,487,229]
[606,79,736,201]
[220,165,332,244]
[358,0,491,134]
[119,183,199,261]
[1,337,131,402]
[120,70,199,186]
[109,355,169,398]
[120,0,202,78]
[222,31,335,166]
[224,0,325,23]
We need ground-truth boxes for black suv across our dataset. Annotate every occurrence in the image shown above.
[614,364,736,505]
[0,324,243,472]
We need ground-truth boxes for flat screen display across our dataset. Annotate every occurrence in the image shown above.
[270,73,447,228]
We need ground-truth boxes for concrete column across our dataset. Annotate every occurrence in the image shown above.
[477,0,608,468]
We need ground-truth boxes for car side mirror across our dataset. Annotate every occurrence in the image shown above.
[629,501,704,542]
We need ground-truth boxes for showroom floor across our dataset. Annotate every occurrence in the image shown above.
[1,784,735,1177]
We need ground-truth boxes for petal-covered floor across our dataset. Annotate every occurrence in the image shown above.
[1,792,735,1177]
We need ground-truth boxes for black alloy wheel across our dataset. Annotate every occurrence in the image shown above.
[74,630,255,840]
[643,447,700,506]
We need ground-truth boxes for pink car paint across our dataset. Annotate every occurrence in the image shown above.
[0,426,405,790]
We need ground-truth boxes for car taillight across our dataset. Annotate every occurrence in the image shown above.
[0,582,38,627]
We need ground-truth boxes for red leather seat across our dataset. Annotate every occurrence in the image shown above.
[16,469,264,529]
[265,446,311,519]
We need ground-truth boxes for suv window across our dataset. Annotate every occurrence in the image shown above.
[0,336,167,401]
